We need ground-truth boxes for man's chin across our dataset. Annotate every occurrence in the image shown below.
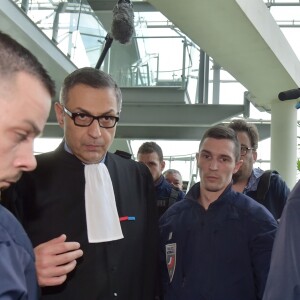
[75,151,106,164]
[0,182,12,191]
[83,157,103,164]
[0,175,21,191]
[204,183,224,193]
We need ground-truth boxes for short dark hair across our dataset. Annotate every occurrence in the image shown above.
[200,125,240,162]
[0,31,55,98]
[137,141,164,162]
[60,67,122,112]
[227,119,259,150]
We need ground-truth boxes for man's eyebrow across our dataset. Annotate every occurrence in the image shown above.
[25,120,41,136]
[73,107,117,116]
[220,154,232,160]
[200,149,211,154]
[201,149,232,159]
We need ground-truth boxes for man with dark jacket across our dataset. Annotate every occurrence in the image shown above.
[228,119,289,220]
[137,142,185,218]
[263,180,300,300]
[159,125,277,300]
[0,31,55,299]
[2,68,158,300]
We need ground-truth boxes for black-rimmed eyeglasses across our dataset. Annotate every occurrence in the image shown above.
[63,106,119,128]
[240,146,255,156]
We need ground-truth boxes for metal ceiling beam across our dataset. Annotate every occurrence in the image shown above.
[266,1,300,6]
[43,122,271,141]
[115,123,271,141]
[46,103,246,126]
[87,0,156,12]
[119,103,246,126]
[44,103,248,139]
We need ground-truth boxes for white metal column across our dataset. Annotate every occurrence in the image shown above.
[271,100,297,189]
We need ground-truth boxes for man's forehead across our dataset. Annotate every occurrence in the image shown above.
[200,138,235,155]
[138,152,160,161]
[168,173,181,180]
[200,136,233,146]
[237,131,251,144]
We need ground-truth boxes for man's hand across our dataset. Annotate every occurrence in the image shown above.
[34,234,83,287]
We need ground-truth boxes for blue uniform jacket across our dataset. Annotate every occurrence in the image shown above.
[155,175,185,218]
[263,180,300,300]
[0,204,38,299]
[159,182,278,300]
[155,175,185,202]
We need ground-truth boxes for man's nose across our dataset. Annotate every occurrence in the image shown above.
[16,143,37,172]
[87,119,102,137]
[209,159,218,170]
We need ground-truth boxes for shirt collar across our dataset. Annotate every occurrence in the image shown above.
[244,167,264,192]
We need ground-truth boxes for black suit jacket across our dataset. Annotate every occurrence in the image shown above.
[2,142,158,300]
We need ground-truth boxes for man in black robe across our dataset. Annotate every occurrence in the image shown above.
[2,67,158,300]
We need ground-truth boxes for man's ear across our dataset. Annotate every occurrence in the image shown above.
[196,152,200,166]
[54,102,64,129]
[252,150,258,162]
[161,160,166,172]
[233,159,243,174]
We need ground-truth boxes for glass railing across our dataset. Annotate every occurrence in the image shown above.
[11,0,200,92]
[111,36,200,90]
[13,0,106,68]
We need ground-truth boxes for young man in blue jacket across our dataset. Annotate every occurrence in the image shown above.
[159,125,278,300]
